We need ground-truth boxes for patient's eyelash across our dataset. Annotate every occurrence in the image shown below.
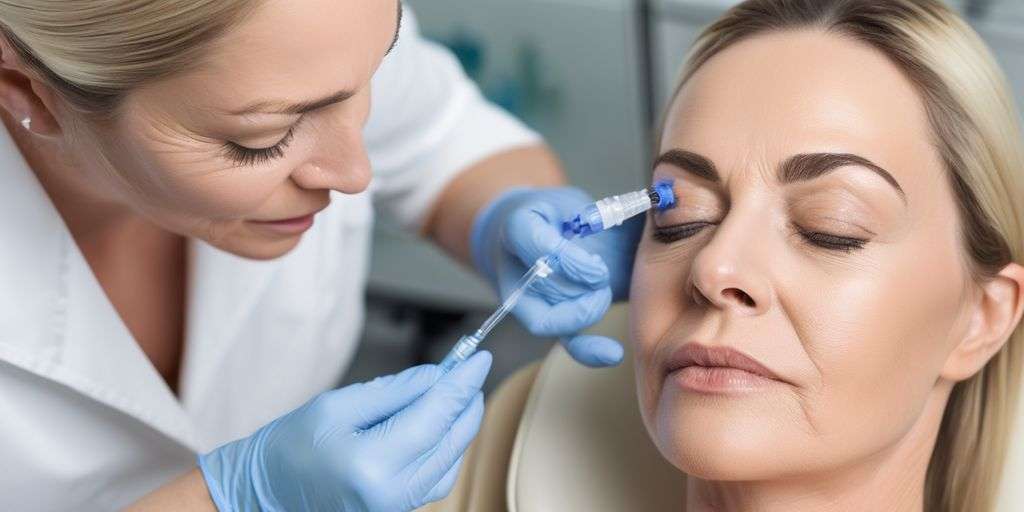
[653,222,866,252]
[797,229,868,252]
[652,222,715,244]
[653,221,868,253]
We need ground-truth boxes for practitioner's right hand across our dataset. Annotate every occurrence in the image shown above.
[198,351,491,512]
[472,187,637,368]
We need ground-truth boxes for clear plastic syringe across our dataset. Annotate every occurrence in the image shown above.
[438,180,676,372]
[439,241,566,372]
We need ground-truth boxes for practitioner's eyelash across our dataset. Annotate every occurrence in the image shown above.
[222,128,296,167]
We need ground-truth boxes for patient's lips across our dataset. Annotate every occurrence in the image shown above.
[666,343,787,394]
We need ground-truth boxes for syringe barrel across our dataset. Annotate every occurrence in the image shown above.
[593,189,653,231]
[440,334,480,372]
[562,180,675,239]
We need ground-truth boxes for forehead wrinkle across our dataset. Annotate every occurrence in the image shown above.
[723,141,779,194]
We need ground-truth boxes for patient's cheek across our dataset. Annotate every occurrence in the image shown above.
[629,245,683,416]
[629,251,665,355]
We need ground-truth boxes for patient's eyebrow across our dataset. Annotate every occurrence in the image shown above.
[655,149,906,202]
[780,153,906,202]
[654,149,720,182]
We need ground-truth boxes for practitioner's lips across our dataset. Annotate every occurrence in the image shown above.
[248,207,323,235]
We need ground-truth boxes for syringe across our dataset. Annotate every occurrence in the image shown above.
[438,180,677,372]
[439,241,565,372]
[562,180,676,237]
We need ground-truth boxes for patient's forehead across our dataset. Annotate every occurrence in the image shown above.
[662,29,945,199]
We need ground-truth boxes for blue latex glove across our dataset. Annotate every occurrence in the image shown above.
[471,187,644,367]
[198,352,492,512]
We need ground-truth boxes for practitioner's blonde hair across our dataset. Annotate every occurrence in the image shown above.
[0,0,259,118]
[665,1,1024,510]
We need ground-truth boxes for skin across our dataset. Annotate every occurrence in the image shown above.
[629,30,1024,511]
[0,0,563,508]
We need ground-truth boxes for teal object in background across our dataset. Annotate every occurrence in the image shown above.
[411,0,650,200]
[440,30,485,79]
[433,30,561,128]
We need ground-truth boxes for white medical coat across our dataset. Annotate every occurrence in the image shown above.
[0,10,538,511]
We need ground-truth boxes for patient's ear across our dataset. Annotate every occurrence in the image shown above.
[941,263,1024,382]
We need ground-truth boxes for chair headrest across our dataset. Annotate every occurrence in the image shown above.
[997,400,1024,509]
[507,345,685,511]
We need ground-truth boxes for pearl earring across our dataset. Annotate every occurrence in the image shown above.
[20,117,31,131]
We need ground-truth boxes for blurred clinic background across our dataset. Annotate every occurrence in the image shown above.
[344,0,1024,389]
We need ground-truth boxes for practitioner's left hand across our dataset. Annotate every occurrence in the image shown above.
[471,186,644,367]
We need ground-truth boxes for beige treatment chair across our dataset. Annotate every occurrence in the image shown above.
[421,306,1024,511]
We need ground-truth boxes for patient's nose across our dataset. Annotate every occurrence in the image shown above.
[688,217,772,316]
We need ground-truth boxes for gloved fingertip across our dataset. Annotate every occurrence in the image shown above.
[562,336,624,367]
[446,351,492,386]
[594,342,624,366]
[469,350,493,371]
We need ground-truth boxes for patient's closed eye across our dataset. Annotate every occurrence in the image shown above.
[652,221,869,253]
[653,222,716,244]
[794,228,868,252]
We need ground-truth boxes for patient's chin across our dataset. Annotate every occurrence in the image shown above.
[647,386,817,481]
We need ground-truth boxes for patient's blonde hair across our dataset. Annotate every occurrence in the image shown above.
[0,0,259,118]
[665,1,1024,510]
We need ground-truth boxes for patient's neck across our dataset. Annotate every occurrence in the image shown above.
[685,388,949,512]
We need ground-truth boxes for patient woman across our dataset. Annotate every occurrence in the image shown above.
[423,0,1024,510]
